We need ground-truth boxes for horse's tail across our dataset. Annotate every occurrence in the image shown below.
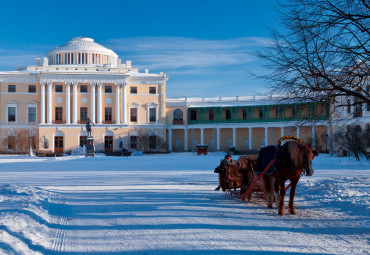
[276,136,306,153]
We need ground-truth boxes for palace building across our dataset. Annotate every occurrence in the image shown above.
[0,37,369,155]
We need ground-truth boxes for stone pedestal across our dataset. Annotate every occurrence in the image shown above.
[85,136,95,157]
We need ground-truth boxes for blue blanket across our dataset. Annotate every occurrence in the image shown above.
[255,145,276,175]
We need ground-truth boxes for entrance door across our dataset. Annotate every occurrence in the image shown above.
[105,136,113,152]
[55,136,64,153]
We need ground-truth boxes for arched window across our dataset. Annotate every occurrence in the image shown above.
[174,109,183,120]
[173,109,183,124]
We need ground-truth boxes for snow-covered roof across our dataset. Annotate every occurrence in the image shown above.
[166,95,296,107]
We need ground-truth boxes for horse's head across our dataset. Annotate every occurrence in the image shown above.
[305,143,316,176]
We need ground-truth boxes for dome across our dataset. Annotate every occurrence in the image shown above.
[46,37,119,67]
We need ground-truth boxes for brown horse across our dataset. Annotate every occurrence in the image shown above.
[262,140,318,215]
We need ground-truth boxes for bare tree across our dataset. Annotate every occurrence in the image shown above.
[136,130,167,153]
[334,125,369,160]
[256,0,370,116]
[2,129,37,154]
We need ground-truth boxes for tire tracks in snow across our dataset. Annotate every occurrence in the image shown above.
[49,193,69,255]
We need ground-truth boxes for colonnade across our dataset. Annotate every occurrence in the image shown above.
[168,124,331,152]
[40,81,127,125]
[50,52,114,66]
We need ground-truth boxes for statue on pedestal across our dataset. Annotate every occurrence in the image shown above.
[85,118,95,157]
[86,118,94,137]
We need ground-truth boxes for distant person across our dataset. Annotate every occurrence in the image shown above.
[214,154,235,190]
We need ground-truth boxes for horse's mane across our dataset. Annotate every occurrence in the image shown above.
[277,140,311,167]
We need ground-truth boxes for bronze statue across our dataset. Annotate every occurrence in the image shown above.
[86,118,94,137]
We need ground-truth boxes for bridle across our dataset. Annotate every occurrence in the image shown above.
[276,136,314,176]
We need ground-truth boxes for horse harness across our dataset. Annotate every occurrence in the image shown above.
[275,136,312,176]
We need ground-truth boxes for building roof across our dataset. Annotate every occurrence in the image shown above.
[166,95,293,107]
[46,37,118,56]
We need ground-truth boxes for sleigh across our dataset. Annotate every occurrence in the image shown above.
[216,155,264,200]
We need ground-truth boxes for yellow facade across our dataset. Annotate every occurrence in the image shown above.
[1,37,369,155]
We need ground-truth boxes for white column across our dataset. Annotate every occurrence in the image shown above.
[168,128,173,151]
[40,83,45,124]
[47,82,52,124]
[200,128,205,145]
[184,128,188,151]
[115,83,120,124]
[216,128,221,151]
[297,126,301,139]
[249,128,253,150]
[91,83,96,123]
[327,124,331,153]
[312,126,316,148]
[232,127,237,147]
[72,82,78,124]
[265,127,269,146]
[97,83,103,124]
[121,83,127,124]
[66,83,71,124]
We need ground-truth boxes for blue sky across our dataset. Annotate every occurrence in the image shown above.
[0,0,278,97]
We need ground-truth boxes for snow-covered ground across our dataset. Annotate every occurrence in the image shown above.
[0,153,369,255]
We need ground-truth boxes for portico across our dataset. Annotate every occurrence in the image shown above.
[39,74,128,125]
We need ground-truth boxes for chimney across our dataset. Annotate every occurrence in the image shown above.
[126,60,131,68]
[145,69,149,74]
[35,58,41,65]
[118,58,122,66]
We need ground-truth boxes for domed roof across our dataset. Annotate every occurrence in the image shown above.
[46,37,117,56]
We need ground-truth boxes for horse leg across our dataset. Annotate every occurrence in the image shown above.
[274,178,280,206]
[278,177,286,215]
[263,176,273,208]
[268,176,275,208]
[288,178,299,215]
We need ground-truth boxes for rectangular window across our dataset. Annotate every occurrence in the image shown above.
[130,136,137,149]
[130,87,137,94]
[80,85,88,93]
[80,136,87,147]
[105,107,112,123]
[8,107,16,122]
[55,85,63,92]
[209,110,215,121]
[242,109,248,120]
[149,108,156,122]
[190,110,197,121]
[55,107,63,123]
[347,99,351,114]
[105,85,112,93]
[8,136,15,150]
[130,108,137,122]
[149,136,156,149]
[28,85,36,93]
[55,136,63,148]
[8,85,16,93]
[149,87,156,94]
[28,107,36,122]
[80,107,88,123]
[226,110,231,120]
